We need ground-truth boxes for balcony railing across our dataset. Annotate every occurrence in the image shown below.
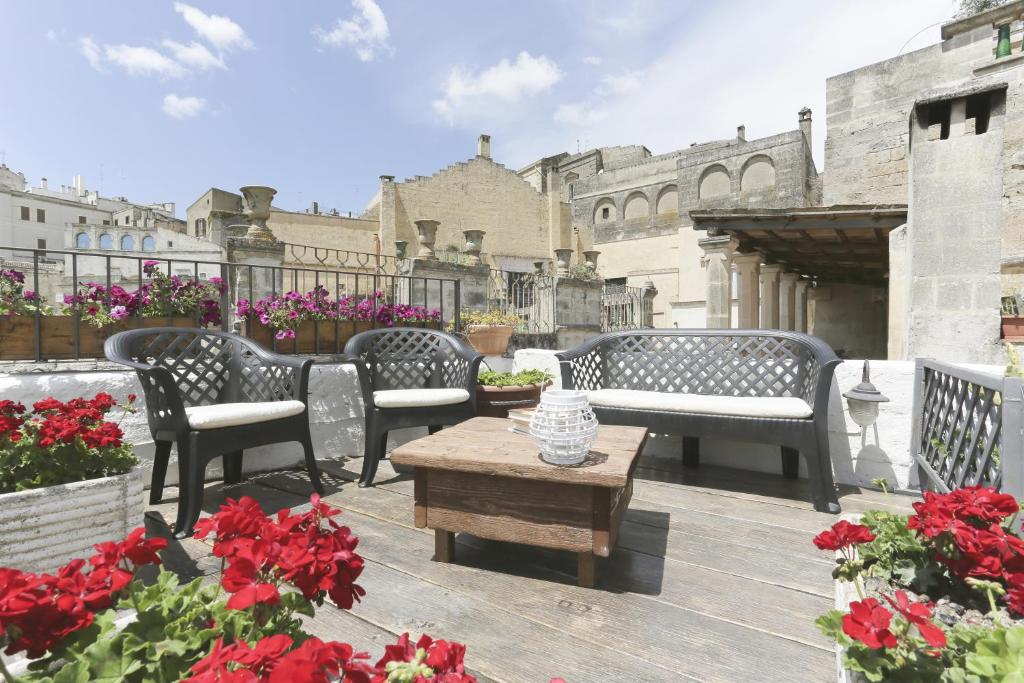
[0,246,460,361]
[601,284,652,332]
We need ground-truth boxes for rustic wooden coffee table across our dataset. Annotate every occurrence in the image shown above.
[389,416,648,587]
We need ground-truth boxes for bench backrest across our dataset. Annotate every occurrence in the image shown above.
[559,330,840,404]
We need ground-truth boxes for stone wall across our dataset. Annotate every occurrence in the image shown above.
[554,278,603,348]
[808,283,888,360]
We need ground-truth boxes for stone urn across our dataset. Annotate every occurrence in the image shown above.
[415,220,439,260]
[463,229,485,266]
[239,186,277,241]
[395,240,408,259]
[533,261,547,275]
[554,249,574,275]
[583,250,601,271]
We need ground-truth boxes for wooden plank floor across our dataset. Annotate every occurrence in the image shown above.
[146,453,916,683]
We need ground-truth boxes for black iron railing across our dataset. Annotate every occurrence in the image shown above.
[0,246,460,361]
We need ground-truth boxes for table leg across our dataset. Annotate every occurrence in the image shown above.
[434,529,454,563]
[577,552,596,588]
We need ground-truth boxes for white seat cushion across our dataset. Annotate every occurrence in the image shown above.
[184,400,306,430]
[373,388,471,409]
[586,389,813,419]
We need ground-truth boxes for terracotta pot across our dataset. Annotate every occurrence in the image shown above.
[475,380,552,418]
[1003,316,1024,342]
[0,316,197,361]
[466,324,514,355]
[246,320,441,354]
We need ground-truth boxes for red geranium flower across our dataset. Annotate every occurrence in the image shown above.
[842,598,898,649]
[813,520,875,552]
[883,590,947,648]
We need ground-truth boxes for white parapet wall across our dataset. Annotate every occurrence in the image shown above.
[0,361,424,487]
[513,349,1003,493]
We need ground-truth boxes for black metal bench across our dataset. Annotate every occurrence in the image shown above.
[556,329,842,513]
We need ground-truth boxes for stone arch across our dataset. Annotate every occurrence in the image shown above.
[120,234,134,251]
[698,165,731,199]
[623,192,650,221]
[98,233,113,250]
[75,232,90,249]
[593,197,617,224]
[740,155,776,192]
[656,185,678,216]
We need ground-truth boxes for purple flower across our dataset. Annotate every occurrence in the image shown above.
[110,305,129,320]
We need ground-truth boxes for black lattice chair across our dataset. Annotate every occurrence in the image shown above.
[104,327,323,538]
[557,329,842,513]
[344,327,483,487]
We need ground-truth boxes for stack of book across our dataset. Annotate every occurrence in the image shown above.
[507,408,535,436]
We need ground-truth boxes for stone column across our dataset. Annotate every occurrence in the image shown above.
[794,280,810,333]
[759,263,783,329]
[699,235,733,329]
[732,251,761,328]
[642,279,658,328]
[778,272,800,330]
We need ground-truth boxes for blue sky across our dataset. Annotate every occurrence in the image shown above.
[1,0,957,217]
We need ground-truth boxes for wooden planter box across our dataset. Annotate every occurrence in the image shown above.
[475,381,551,418]
[466,324,515,356]
[1003,316,1024,342]
[0,468,144,573]
[246,320,442,354]
[0,316,198,361]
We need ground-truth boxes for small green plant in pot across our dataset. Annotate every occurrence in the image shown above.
[476,369,553,418]
[453,310,523,356]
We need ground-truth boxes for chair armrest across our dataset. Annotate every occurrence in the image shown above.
[811,358,843,420]
[134,365,189,435]
[240,342,314,403]
[339,354,376,410]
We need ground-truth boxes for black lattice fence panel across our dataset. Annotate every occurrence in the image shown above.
[912,359,1024,497]
[486,269,555,334]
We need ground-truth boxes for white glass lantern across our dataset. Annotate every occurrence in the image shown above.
[843,361,890,428]
[529,390,599,465]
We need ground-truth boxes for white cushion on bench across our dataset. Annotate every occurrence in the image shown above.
[185,400,306,430]
[373,388,470,408]
[586,389,813,419]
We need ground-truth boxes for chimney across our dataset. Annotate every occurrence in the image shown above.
[477,134,491,159]
[379,175,394,183]
[40,177,47,190]
[312,201,319,214]
[798,107,813,151]
[736,125,746,142]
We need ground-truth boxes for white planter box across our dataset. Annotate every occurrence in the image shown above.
[0,469,145,573]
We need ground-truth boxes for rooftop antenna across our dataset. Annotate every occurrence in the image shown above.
[898,21,943,55]
[576,138,580,153]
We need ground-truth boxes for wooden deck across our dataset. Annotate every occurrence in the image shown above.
[147,453,916,683]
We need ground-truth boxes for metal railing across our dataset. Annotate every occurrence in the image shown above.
[0,246,460,361]
[601,284,651,332]
[911,358,1024,498]
[282,242,403,277]
[485,268,556,333]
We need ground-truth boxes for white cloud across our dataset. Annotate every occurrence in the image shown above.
[174,2,253,52]
[103,44,185,78]
[162,94,207,119]
[599,71,643,95]
[582,55,602,66]
[79,36,103,71]
[162,39,226,70]
[554,103,607,126]
[433,51,563,124]
[314,0,392,62]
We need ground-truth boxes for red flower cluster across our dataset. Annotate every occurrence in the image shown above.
[0,527,166,658]
[908,486,1024,606]
[813,520,876,552]
[194,494,366,611]
[843,590,946,651]
[186,634,370,683]
[373,632,475,683]
[0,400,25,442]
[29,393,127,449]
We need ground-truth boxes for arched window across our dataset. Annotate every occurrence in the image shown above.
[196,218,207,237]
[698,165,731,199]
[142,236,156,252]
[120,235,135,251]
[740,155,776,192]
[98,233,113,250]
[75,232,90,249]
[623,192,649,221]
[593,198,616,224]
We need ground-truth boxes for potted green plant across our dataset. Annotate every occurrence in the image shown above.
[475,369,553,418]
[455,310,522,356]
[0,393,142,573]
